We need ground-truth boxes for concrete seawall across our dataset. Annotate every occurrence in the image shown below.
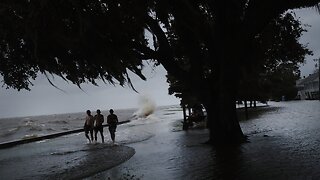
[0,120,130,149]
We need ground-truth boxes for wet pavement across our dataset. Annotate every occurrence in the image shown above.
[0,132,136,179]
[0,101,319,179]
[88,101,320,179]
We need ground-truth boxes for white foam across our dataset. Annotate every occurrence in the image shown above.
[133,94,156,118]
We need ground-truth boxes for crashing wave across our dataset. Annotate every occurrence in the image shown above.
[133,94,156,118]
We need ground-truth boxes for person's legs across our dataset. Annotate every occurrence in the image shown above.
[85,133,91,142]
[111,131,115,142]
[90,129,94,142]
[100,129,104,143]
[110,128,115,142]
[85,128,91,143]
[94,128,98,142]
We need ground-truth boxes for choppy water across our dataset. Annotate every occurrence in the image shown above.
[0,104,183,179]
[0,108,137,143]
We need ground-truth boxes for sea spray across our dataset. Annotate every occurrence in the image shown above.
[133,94,156,118]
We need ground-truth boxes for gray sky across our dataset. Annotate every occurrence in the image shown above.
[0,8,319,118]
[295,8,320,77]
[0,64,180,118]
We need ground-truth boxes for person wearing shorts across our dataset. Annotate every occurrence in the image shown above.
[107,109,118,143]
[94,109,104,143]
[84,110,94,143]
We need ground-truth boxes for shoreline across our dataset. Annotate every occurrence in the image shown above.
[0,121,141,179]
[1,101,319,179]
[0,103,272,149]
[0,120,130,149]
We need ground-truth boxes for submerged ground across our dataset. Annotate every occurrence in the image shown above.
[0,101,319,179]
[90,101,320,179]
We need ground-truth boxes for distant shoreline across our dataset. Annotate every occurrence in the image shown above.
[0,104,180,119]
[0,107,139,120]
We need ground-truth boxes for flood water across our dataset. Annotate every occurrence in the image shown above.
[89,100,320,179]
[0,101,319,179]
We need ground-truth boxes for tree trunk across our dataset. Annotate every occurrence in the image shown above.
[182,104,188,130]
[205,85,246,145]
[244,100,249,120]
[202,1,247,145]
[204,53,246,145]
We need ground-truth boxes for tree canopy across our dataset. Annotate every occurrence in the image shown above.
[1,0,150,90]
[239,12,312,101]
[168,12,313,102]
[1,0,319,144]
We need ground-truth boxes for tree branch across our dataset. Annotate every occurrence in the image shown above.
[144,14,188,80]
[244,0,320,38]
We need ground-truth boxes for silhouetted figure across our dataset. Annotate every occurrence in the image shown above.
[94,109,104,143]
[84,110,94,143]
[107,109,118,143]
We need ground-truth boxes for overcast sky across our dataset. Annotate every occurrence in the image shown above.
[0,8,319,118]
[0,64,180,118]
[294,8,320,77]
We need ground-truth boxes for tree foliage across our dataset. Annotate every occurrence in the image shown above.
[1,0,320,144]
[238,12,312,101]
[1,0,150,90]
[167,12,313,102]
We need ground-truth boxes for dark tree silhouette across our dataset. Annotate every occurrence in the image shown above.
[168,13,312,103]
[237,13,313,102]
[1,0,319,144]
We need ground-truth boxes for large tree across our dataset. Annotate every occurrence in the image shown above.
[168,12,312,104]
[237,12,312,102]
[1,0,319,144]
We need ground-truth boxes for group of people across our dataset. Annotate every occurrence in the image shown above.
[84,109,118,144]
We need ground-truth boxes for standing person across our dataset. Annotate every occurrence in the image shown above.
[94,109,104,143]
[84,110,94,143]
[107,109,118,143]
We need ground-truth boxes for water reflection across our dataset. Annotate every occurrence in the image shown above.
[92,101,320,179]
[213,146,244,179]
